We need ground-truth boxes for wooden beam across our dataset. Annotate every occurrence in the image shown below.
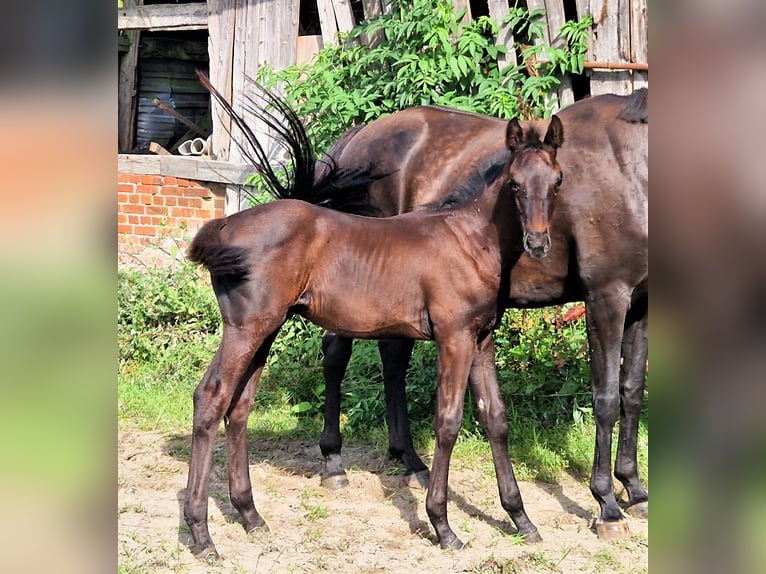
[118,154,254,185]
[487,0,517,68]
[118,0,142,152]
[118,3,208,31]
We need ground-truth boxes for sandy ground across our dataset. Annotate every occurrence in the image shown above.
[118,427,647,573]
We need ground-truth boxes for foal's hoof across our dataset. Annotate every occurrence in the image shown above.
[192,545,221,564]
[521,529,543,544]
[594,518,631,540]
[624,500,648,519]
[404,469,430,489]
[321,473,350,490]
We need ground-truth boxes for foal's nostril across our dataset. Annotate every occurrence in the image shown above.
[523,232,552,258]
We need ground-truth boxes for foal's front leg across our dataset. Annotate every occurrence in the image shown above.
[585,287,632,539]
[425,334,474,549]
[469,337,541,542]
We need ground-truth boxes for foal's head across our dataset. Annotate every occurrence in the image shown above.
[504,116,564,259]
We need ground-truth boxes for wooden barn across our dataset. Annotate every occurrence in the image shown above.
[117,0,647,264]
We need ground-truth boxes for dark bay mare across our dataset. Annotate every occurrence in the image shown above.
[184,73,566,558]
[315,90,648,540]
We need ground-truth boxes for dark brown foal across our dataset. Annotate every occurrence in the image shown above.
[183,116,565,558]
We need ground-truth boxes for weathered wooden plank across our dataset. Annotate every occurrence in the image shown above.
[630,0,648,89]
[543,0,574,107]
[525,0,560,111]
[585,0,632,95]
[452,0,472,25]
[118,3,208,31]
[360,0,385,47]
[207,0,236,161]
[297,35,323,65]
[118,0,142,152]
[487,0,517,69]
[316,0,339,45]
[118,154,253,184]
[333,0,356,33]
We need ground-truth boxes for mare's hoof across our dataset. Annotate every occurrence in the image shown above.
[521,529,543,544]
[192,545,220,564]
[405,469,430,489]
[245,517,269,534]
[321,473,350,490]
[439,535,465,550]
[594,518,631,540]
[625,500,648,519]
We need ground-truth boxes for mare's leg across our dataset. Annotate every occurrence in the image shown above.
[585,287,631,539]
[468,337,540,542]
[425,334,474,550]
[184,324,266,557]
[615,298,649,518]
[225,332,279,534]
[319,332,353,488]
[379,339,429,485]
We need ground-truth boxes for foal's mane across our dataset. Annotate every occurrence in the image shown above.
[425,150,510,210]
[197,71,379,214]
[425,121,553,211]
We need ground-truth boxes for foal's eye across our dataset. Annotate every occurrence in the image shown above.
[555,173,564,187]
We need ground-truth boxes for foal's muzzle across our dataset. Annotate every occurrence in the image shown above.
[523,231,551,259]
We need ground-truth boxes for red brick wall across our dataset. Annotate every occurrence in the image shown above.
[118,173,225,265]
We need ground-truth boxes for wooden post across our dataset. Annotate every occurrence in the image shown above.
[630,0,648,90]
[118,0,142,152]
[543,0,574,107]
[207,0,236,161]
[451,0,472,26]
[360,0,385,47]
[524,0,569,111]
[316,0,355,46]
[579,0,633,95]
[487,0,517,70]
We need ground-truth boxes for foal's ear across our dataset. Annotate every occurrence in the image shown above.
[544,115,564,150]
[506,119,525,152]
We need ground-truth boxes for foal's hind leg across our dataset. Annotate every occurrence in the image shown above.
[225,331,279,534]
[379,339,429,486]
[319,332,353,488]
[184,325,270,558]
[615,301,648,518]
[468,338,540,543]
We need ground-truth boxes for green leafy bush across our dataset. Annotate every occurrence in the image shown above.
[259,0,592,153]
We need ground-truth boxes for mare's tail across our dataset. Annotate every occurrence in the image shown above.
[187,218,250,280]
[617,88,648,124]
[196,71,380,214]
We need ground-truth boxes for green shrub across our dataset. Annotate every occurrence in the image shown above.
[259,0,592,153]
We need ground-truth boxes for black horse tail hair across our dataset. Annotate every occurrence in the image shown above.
[196,71,380,214]
[617,87,648,124]
[187,218,251,279]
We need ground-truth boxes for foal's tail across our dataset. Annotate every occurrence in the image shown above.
[187,218,250,280]
[617,88,648,124]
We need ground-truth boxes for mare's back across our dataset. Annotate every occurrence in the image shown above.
[334,106,507,215]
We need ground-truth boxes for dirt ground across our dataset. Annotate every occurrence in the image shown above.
[118,427,647,573]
